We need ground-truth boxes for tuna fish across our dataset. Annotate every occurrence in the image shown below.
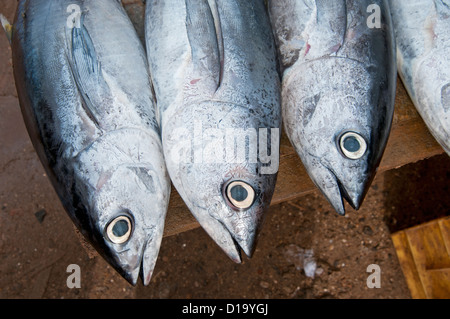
[268,0,397,215]
[4,0,170,285]
[389,0,450,155]
[145,0,281,262]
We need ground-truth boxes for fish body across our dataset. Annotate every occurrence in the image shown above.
[389,0,450,155]
[10,0,170,285]
[268,0,396,215]
[145,0,281,261]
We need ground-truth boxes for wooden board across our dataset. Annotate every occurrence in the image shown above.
[392,217,450,299]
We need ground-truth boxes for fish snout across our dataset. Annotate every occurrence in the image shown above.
[336,177,370,214]
[107,224,163,286]
[140,229,162,286]
[307,159,371,216]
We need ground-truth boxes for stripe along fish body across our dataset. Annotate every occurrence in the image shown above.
[268,0,396,215]
[145,0,281,261]
[389,0,450,155]
[9,0,170,285]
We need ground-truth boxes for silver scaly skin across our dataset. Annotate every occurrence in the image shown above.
[389,0,450,155]
[268,0,396,215]
[145,0,281,262]
[9,0,170,285]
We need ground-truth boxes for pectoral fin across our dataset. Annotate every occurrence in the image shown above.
[185,0,221,93]
[68,16,112,129]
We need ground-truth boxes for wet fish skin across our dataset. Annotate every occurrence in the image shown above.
[268,0,396,215]
[389,0,450,155]
[145,0,281,261]
[10,0,170,285]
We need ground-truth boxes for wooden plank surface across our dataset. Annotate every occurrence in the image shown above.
[392,216,450,299]
[392,231,428,299]
[439,218,450,255]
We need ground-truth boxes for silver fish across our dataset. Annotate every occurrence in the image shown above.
[145,0,281,262]
[5,0,170,285]
[389,0,450,155]
[268,0,396,215]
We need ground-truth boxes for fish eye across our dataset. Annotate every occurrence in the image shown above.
[225,181,256,210]
[106,215,133,244]
[339,131,367,160]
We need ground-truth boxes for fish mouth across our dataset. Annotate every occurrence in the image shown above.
[112,232,162,286]
[140,233,162,286]
[218,217,258,260]
[188,193,267,262]
[200,204,266,262]
[335,175,365,211]
[195,211,243,264]
[234,233,257,258]
[317,165,368,216]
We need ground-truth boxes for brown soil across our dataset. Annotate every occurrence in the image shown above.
[1,0,449,300]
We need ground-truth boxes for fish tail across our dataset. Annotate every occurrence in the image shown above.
[0,14,12,44]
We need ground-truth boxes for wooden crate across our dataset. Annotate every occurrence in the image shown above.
[392,216,450,299]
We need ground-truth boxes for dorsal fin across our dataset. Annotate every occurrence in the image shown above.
[0,14,12,44]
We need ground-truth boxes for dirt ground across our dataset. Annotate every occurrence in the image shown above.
[0,0,449,300]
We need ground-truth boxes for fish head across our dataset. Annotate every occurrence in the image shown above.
[72,130,170,286]
[163,101,279,261]
[283,58,390,215]
[181,162,276,260]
